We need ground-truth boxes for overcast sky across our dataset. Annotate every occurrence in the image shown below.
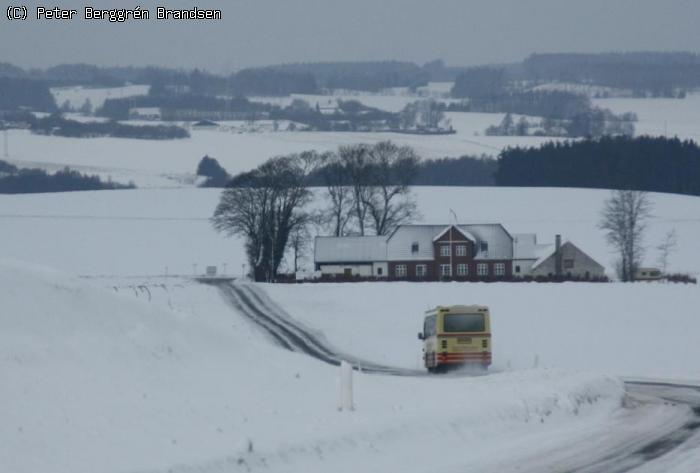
[2,0,700,72]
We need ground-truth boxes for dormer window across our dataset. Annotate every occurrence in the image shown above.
[411,242,419,253]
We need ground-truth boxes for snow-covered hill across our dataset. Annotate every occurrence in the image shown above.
[1,260,635,473]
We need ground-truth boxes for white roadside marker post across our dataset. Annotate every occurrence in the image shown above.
[339,360,354,411]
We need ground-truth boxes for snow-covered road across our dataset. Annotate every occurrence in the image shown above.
[212,280,700,472]
[211,280,425,376]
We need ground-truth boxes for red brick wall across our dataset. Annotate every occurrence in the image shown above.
[389,260,512,281]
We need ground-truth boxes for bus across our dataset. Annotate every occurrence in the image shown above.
[418,305,492,372]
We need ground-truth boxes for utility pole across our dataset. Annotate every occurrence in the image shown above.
[449,209,459,280]
[3,126,8,158]
[449,223,453,280]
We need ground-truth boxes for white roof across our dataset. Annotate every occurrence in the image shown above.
[531,244,557,268]
[513,233,546,260]
[388,224,513,261]
[314,236,387,263]
[432,226,476,243]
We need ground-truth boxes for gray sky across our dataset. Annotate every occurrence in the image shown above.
[2,0,700,72]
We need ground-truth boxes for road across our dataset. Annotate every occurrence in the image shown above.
[210,280,700,472]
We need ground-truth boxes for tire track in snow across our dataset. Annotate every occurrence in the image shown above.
[209,280,424,377]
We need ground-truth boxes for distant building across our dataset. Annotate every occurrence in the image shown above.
[191,119,220,129]
[314,236,388,277]
[634,267,663,281]
[315,226,605,281]
[514,234,605,279]
[315,224,514,281]
[128,107,161,120]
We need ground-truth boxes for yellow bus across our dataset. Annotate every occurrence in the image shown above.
[418,305,492,372]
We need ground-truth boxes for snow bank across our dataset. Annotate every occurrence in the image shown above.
[0,261,628,473]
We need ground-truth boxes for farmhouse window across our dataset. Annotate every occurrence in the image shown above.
[395,264,407,278]
[377,267,383,276]
[494,263,506,276]
[440,245,451,257]
[416,264,427,278]
[480,242,489,253]
[457,264,468,276]
[440,264,452,277]
[411,242,419,253]
[477,263,489,276]
[456,245,467,257]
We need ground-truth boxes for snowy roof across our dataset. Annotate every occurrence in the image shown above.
[192,119,219,127]
[129,107,160,114]
[513,233,547,260]
[314,236,388,263]
[432,225,476,243]
[531,244,557,269]
[387,224,513,261]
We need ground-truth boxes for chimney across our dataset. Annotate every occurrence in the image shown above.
[555,234,562,277]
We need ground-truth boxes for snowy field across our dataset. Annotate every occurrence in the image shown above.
[2,185,700,471]
[0,186,697,277]
[266,281,700,380]
[3,116,551,188]
[0,259,680,473]
[7,89,700,188]
[250,82,457,112]
[594,92,700,141]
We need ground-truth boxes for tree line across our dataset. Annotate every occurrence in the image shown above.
[100,91,453,134]
[200,152,497,189]
[0,61,429,96]
[0,77,56,112]
[204,135,700,196]
[0,161,135,193]
[523,52,700,97]
[450,72,637,138]
[496,136,700,196]
[3,52,698,98]
[31,115,189,140]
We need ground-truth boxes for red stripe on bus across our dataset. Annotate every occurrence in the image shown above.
[438,333,492,338]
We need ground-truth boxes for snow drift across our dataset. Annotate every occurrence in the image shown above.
[0,260,631,473]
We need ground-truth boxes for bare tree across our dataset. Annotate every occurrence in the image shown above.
[656,229,678,274]
[366,141,420,235]
[288,223,312,273]
[599,190,653,281]
[339,144,373,236]
[399,100,447,130]
[212,153,317,282]
[319,151,353,236]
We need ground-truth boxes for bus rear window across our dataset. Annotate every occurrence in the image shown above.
[444,313,485,333]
